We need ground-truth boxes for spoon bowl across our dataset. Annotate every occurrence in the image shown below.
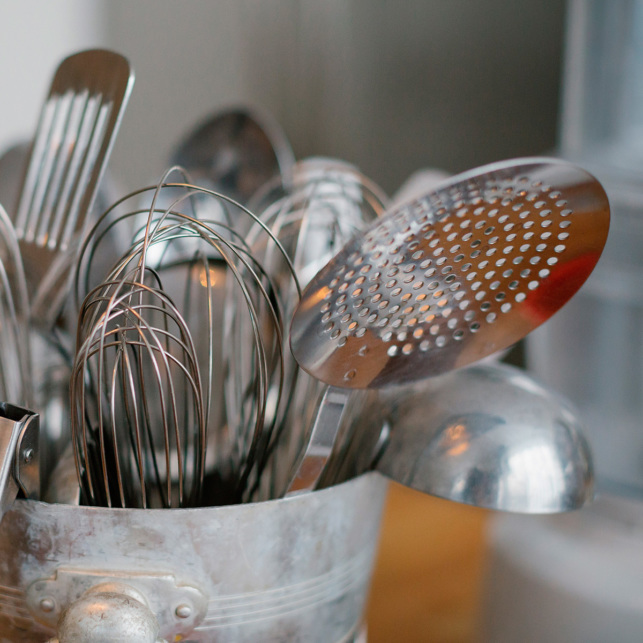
[171,106,295,205]
[374,362,594,513]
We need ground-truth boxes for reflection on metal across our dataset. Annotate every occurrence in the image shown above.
[0,473,387,641]
[291,158,609,389]
[373,363,594,513]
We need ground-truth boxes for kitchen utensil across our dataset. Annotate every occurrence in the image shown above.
[71,272,206,509]
[372,362,593,512]
[290,157,610,389]
[249,157,387,498]
[13,48,134,322]
[170,105,295,206]
[72,171,299,505]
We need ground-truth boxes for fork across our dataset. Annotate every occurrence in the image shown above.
[13,49,134,319]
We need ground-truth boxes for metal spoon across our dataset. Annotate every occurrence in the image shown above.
[370,362,594,513]
[170,105,295,205]
[290,157,610,389]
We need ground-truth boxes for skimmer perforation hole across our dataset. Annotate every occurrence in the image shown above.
[313,164,575,364]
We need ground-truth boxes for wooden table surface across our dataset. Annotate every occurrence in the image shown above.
[366,482,489,642]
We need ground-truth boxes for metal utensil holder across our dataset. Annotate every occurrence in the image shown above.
[0,473,387,642]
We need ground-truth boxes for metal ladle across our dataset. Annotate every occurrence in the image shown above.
[370,362,594,513]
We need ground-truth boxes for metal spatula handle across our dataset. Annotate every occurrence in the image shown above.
[285,386,350,494]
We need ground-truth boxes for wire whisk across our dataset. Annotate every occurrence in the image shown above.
[71,273,205,508]
[247,158,388,498]
[72,168,298,506]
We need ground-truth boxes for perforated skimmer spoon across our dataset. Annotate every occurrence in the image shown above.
[290,157,610,389]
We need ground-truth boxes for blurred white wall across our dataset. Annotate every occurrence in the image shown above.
[104,0,566,194]
[0,0,106,151]
[0,0,565,196]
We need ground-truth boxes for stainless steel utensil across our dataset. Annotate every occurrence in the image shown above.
[14,48,134,320]
[72,172,299,506]
[290,157,610,389]
[249,157,387,498]
[170,105,295,206]
[372,362,594,512]
[122,112,289,496]
[71,273,206,509]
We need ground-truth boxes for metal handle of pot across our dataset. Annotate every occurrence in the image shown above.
[28,568,207,641]
[47,583,165,643]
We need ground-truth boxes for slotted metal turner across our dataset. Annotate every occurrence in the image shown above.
[14,49,134,303]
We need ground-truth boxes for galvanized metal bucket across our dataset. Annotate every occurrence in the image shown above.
[0,473,388,642]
